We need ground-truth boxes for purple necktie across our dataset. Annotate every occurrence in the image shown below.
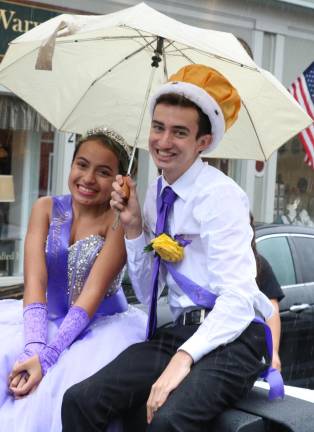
[146,186,177,339]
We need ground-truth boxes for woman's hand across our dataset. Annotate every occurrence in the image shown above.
[9,355,43,397]
[8,370,29,399]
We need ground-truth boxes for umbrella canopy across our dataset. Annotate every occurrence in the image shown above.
[0,2,311,160]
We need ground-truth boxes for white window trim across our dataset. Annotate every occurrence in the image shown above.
[0,276,23,287]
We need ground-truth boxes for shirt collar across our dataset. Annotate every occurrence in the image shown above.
[161,158,204,201]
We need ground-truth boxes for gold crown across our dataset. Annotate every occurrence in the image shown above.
[86,127,131,158]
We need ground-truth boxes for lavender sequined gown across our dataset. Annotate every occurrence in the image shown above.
[0,199,147,432]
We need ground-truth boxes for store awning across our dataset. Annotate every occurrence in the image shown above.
[274,0,314,9]
[0,95,53,132]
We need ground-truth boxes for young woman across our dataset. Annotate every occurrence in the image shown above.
[0,127,146,431]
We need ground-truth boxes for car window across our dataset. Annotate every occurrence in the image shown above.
[291,236,314,284]
[256,236,296,286]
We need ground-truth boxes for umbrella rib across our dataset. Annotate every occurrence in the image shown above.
[132,28,157,48]
[90,38,157,86]
[54,34,156,44]
[169,42,195,63]
[241,100,267,161]
[55,31,257,70]
[59,39,157,131]
[132,30,170,81]
[2,35,154,76]
[165,41,258,71]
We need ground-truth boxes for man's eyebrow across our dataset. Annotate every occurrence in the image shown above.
[152,120,190,132]
[172,125,190,132]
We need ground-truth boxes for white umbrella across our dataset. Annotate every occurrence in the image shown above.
[0,2,311,161]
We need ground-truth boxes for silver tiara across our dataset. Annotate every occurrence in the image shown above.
[86,126,132,158]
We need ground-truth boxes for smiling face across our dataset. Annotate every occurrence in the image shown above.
[68,139,119,207]
[149,103,212,184]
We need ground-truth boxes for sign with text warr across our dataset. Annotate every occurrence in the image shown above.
[0,1,60,58]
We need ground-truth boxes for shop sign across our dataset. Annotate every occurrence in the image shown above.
[0,1,62,58]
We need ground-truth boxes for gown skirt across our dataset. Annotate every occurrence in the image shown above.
[0,299,147,432]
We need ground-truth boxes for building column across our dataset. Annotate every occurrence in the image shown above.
[233,29,265,210]
[259,34,285,222]
[52,131,76,195]
[232,160,256,209]
[10,131,40,275]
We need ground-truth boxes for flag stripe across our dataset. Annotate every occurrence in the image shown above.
[290,78,314,116]
[298,77,314,119]
[303,125,314,158]
[289,62,314,170]
[299,126,314,165]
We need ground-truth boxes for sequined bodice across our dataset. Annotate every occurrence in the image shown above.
[67,234,123,305]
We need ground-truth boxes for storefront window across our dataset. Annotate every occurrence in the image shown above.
[0,128,54,277]
[39,132,54,197]
[274,136,314,227]
[203,158,230,175]
[0,129,13,276]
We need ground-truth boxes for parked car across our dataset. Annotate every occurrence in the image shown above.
[255,224,314,389]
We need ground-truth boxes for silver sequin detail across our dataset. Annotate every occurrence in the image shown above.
[85,126,132,158]
[67,234,123,305]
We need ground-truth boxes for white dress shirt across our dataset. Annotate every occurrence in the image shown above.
[126,158,274,363]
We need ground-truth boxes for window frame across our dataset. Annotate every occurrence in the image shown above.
[289,234,314,285]
[256,233,299,287]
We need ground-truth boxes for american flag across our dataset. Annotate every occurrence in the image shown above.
[288,62,314,169]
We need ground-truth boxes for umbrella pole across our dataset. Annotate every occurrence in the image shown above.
[127,66,156,175]
[127,36,165,175]
[112,37,164,229]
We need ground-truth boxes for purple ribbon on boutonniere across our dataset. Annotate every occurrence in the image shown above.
[174,234,192,247]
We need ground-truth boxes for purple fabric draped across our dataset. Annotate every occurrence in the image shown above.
[146,185,178,339]
[254,316,285,400]
[46,195,128,321]
[46,195,72,319]
[148,178,284,400]
[165,263,217,309]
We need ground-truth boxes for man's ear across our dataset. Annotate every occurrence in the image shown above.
[198,134,212,153]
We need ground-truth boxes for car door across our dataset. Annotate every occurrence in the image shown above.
[256,232,314,388]
[288,234,314,388]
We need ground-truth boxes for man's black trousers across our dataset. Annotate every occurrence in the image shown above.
[62,321,267,432]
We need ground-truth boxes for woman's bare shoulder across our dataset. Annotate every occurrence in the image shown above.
[31,196,53,218]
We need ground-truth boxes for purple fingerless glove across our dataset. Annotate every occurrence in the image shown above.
[38,305,90,376]
[17,302,48,363]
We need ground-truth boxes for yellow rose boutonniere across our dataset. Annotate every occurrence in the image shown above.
[144,233,184,262]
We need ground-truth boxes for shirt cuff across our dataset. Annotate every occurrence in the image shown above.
[125,232,147,262]
[178,332,211,364]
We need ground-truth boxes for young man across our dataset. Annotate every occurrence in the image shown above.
[62,64,275,431]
